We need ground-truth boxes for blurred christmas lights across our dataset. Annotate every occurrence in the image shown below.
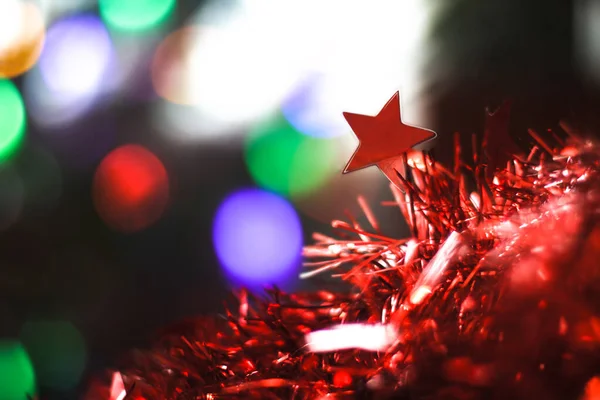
[25,14,115,128]
[0,80,26,162]
[93,145,170,233]
[282,73,408,140]
[151,26,200,105]
[576,0,600,84]
[39,14,113,97]
[0,0,45,79]
[280,0,429,139]
[0,341,36,400]
[182,2,312,126]
[99,0,175,34]
[244,114,340,198]
[150,0,432,142]
[212,188,303,287]
[20,320,86,391]
[0,0,450,397]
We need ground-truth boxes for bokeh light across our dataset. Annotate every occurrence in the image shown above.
[278,0,431,139]
[0,80,26,162]
[0,0,23,51]
[151,26,199,105]
[93,144,170,233]
[40,14,112,96]
[282,70,413,140]
[174,0,432,130]
[282,70,408,139]
[212,188,302,286]
[25,14,115,128]
[182,1,317,127]
[244,114,339,198]
[24,67,88,128]
[99,0,175,33]
[0,341,36,400]
[0,1,45,78]
[20,320,86,391]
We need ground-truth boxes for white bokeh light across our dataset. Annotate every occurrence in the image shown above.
[24,67,97,128]
[183,0,342,121]
[40,14,113,96]
[153,0,326,142]
[0,1,23,53]
[282,0,432,138]
[26,14,116,128]
[185,5,312,124]
[157,0,432,142]
[153,0,433,142]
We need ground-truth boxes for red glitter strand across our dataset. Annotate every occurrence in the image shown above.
[86,117,600,399]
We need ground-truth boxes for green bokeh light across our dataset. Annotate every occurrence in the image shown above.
[244,114,339,198]
[99,0,175,33]
[0,80,25,162]
[0,341,36,400]
[20,321,86,391]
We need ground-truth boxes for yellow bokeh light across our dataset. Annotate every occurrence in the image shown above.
[0,1,45,78]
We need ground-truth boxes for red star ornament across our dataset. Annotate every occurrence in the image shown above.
[342,91,437,188]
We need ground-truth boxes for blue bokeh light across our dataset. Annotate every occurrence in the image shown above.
[212,188,303,286]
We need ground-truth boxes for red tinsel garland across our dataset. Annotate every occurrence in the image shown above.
[86,121,600,400]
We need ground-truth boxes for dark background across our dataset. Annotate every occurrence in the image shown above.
[2,0,600,398]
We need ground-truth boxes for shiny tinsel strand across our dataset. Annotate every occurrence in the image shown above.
[87,123,600,400]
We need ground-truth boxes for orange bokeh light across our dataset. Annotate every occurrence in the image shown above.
[0,2,45,78]
[93,145,169,233]
[583,376,600,400]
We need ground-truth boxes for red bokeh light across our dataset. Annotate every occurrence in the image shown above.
[333,370,353,388]
[93,145,169,233]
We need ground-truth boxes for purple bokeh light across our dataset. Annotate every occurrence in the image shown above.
[26,14,115,128]
[212,188,303,286]
[39,14,113,96]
